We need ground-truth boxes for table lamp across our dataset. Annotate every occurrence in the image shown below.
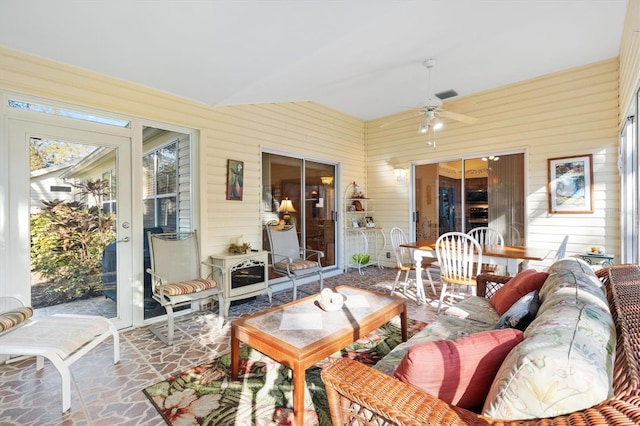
[278,198,296,224]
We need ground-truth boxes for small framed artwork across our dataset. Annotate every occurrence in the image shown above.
[351,218,360,228]
[226,159,244,201]
[365,216,375,227]
[547,154,593,213]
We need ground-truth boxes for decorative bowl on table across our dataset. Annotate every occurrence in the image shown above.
[316,289,346,311]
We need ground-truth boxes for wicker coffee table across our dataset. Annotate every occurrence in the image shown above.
[230,285,407,426]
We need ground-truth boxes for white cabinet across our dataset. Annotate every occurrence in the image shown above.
[344,183,386,275]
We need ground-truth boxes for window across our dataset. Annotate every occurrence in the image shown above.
[101,170,117,215]
[619,88,638,264]
[50,186,71,192]
[143,142,178,232]
[8,99,130,128]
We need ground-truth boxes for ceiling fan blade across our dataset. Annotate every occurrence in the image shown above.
[379,111,422,128]
[438,109,478,125]
[443,99,476,110]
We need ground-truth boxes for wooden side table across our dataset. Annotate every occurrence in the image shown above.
[577,252,614,268]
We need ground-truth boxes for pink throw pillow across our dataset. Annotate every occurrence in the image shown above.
[490,269,549,315]
[394,329,524,410]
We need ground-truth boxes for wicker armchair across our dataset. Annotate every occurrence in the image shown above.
[321,266,640,425]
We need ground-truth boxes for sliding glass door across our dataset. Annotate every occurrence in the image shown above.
[261,153,337,275]
[413,153,524,245]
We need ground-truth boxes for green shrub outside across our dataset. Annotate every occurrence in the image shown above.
[30,179,116,302]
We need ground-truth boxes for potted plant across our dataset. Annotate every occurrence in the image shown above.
[351,253,370,265]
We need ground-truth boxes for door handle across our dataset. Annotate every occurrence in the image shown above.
[117,237,130,243]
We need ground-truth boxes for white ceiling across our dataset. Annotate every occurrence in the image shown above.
[0,1,628,120]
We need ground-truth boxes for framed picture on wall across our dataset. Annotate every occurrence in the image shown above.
[547,154,593,213]
[226,159,244,201]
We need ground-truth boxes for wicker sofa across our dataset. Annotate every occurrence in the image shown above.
[321,261,640,425]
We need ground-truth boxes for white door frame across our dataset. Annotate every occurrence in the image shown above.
[2,114,134,330]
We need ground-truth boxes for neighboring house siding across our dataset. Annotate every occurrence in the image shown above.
[367,59,619,269]
[30,165,74,213]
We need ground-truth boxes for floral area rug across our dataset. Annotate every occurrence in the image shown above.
[143,317,426,426]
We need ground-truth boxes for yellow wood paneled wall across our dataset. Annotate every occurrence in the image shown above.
[0,47,365,260]
[367,59,620,268]
[619,0,640,124]
[205,102,364,257]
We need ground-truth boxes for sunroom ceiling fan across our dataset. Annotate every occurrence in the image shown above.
[381,59,478,133]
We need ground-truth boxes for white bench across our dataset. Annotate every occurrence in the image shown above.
[0,298,119,413]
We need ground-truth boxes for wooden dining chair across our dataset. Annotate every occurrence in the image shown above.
[434,232,482,313]
[389,227,436,304]
[467,227,504,274]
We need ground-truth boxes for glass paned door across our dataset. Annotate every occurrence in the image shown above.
[6,119,133,329]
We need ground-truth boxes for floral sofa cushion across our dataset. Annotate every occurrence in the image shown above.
[374,314,494,376]
[376,286,503,377]
[482,258,615,420]
[441,294,500,326]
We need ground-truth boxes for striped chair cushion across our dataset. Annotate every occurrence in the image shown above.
[157,278,218,296]
[276,259,319,271]
[0,307,34,332]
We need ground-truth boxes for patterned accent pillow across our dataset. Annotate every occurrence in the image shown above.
[158,278,218,296]
[0,307,34,332]
[493,291,540,331]
[490,269,548,315]
[394,329,524,410]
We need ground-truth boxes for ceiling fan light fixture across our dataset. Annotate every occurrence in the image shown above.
[432,117,443,131]
[419,117,430,134]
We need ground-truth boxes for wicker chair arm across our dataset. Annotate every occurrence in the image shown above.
[321,358,489,426]
[475,273,512,298]
[321,358,640,426]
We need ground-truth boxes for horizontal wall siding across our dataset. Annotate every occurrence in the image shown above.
[367,59,620,268]
[205,101,364,256]
[619,0,640,126]
[0,47,365,266]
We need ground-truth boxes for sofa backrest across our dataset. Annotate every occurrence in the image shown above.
[483,258,615,420]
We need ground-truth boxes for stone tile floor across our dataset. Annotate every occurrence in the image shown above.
[0,267,449,426]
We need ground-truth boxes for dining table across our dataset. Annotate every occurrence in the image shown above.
[400,239,550,276]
